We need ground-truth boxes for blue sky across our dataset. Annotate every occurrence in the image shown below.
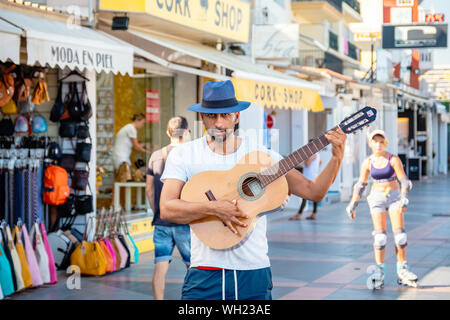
[421,0,450,67]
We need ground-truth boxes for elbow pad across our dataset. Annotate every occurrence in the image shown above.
[352,181,367,196]
[399,177,412,192]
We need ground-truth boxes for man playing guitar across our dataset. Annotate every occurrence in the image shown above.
[160,80,347,300]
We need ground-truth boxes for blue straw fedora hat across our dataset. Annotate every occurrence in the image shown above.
[187,80,251,113]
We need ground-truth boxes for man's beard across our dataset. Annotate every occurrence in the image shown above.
[207,128,233,143]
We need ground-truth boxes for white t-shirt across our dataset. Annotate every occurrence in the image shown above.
[302,153,321,180]
[113,123,137,169]
[160,135,283,270]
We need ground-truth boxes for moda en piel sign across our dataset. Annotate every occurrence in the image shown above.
[51,46,114,70]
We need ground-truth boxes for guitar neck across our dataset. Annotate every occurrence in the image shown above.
[258,125,340,188]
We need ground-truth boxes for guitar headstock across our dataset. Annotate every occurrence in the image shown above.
[339,106,377,134]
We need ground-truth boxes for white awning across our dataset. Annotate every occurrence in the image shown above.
[434,102,447,114]
[0,18,22,64]
[99,24,324,111]
[127,28,322,91]
[0,10,134,75]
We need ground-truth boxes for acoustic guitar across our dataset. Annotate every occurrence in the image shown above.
[181,106,377,249]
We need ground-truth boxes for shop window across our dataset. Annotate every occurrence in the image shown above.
[96,68,175,208]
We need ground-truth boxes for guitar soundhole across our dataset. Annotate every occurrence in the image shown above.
[238,173,265,201]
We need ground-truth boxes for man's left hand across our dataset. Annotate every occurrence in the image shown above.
[325,128,346,161]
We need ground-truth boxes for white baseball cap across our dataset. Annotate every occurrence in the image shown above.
[367,129,388,144]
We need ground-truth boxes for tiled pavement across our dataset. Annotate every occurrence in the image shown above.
[7,175,450,300]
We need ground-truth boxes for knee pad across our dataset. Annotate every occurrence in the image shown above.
[394,229,407,248]
[372,230,387,250]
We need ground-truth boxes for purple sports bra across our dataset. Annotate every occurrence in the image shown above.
[370,153,396,181]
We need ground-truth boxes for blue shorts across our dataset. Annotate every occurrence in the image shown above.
[181,267,273,300]
[153,225,191,266]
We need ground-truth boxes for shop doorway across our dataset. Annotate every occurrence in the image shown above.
[96,68,175,210]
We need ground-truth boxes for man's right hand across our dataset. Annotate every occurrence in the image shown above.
[210,200,249,234]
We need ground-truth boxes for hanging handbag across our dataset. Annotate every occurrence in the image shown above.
[117,234,130,269]
[106,214,121,270]
[110,237,122,270]
[30,222,51,284]
[59,154,76,172]
[0,116,15,136]
[0,65,15,107]
[32,114,48,134]
[70,218,107,276]
[0,236,15,296]
[40,222,58,285]
[79,82,92,122]
[0,226,17,292]
[1,99,18,115]
[12,225,33,289]
[72,170,89,190]
[14,69,32,102]
[77,123,90,139]
[75,142,92,163]
[103,238,116,272]
[128,232,139,264]
[32,72,50,105]
[111,214,128,269]
[98,239,114,273]
[17,95,35,114]
[58,194,75,218]
[119,215,136,264]
[21,224,43,287]
[59,120,77,138]
[75,195,93,215]
[60,83,74,121]
[50,81,64,123]
[45,142,62,160]
[5,225,25,291]
[47,229,77,270]
[68,83,82,121]
[95,215,114,274]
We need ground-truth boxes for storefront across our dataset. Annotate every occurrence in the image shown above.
[396,89,433,180]
[0,5,133,232]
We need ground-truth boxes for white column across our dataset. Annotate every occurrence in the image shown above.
[340,97,354,201]
[85,69,97,216]
[439,120,448,175]
[426,109,433,176]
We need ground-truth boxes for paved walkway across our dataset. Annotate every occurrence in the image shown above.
[8,175,450,300]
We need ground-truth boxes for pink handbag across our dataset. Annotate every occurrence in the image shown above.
[114,236,128,270]
[40,222,58,285]
[21,225,43,287]
[103,239,116,272]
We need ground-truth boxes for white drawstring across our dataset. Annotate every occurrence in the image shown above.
[222,269,225,300]
[222,269,239,300]
[233,269,238,300]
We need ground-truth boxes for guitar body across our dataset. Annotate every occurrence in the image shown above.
[181,151,289,250]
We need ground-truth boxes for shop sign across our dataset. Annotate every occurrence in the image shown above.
[27,38,133,74]
[382,23,448,49]
[50,46,113,69]
[100,0,250,42]
[395,0,413,6]
[146,90,160,123]
[425,13,445,23]
[354,32,381,41]
[232,78,324,112]
[265,114,274,129]
[252,24,299,59]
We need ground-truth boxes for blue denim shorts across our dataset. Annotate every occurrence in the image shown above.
[153,225,191,266]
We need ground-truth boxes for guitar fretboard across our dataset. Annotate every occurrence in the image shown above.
[257,125,340,188]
